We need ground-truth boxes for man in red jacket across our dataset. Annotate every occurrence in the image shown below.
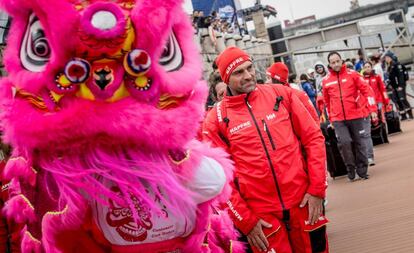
[322,51,377,181]
[266,62,320,124]
[203,47,328,253]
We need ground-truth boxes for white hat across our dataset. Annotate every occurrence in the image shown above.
[307,68,315,75]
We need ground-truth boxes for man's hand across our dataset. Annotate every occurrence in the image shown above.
[370,112,378,122]
[300,193,323,225]
[247,219,272,252]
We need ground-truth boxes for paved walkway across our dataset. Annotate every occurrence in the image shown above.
[327,121,414,252]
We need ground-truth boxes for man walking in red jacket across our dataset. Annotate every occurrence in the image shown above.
[203,47,328,253]
[322,51,377,181]
[266,62,320,124]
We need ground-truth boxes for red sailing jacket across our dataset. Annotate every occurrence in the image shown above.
[322,65,376,122]
[287,85,319,124]
[363,73,389,105]
[202,84,326,235]
[359,85,378,117]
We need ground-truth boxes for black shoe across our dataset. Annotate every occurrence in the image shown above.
[407,109,413,119]
[360,175,370,180]
[368,158,376,166]
[347,170,356,181]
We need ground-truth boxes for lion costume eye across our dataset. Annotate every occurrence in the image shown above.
[20,14,51,72]
[159,32,183,72]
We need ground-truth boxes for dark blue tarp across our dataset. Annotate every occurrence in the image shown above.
[191,0,236,18]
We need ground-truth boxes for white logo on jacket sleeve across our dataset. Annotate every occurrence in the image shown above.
[227,200,243,221]
[216,102,223,122]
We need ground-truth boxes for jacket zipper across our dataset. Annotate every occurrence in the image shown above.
[337,73,347,121]
[245,97,286,211]
[262,119,276,150]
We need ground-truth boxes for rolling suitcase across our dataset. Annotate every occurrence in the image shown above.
[321,122,348,179]
[371,110,389,146]
[385,104,402,134]
[371,122,389,146]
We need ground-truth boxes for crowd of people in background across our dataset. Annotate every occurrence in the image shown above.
[203,46,412,252]
[191,10,248,36]
[206,47,412,176]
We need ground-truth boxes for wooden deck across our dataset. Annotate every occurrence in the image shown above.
[327,121,414,252]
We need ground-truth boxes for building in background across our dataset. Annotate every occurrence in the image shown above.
[284,15,316,28]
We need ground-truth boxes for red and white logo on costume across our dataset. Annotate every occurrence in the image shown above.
[106,186,153,242]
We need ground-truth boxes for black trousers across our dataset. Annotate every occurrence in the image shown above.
[333,118,369,179]
[392,85,412,118]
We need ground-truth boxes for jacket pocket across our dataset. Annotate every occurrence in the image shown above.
[297,207,329,253]
[309,225,327,253]
[258,213,283,239]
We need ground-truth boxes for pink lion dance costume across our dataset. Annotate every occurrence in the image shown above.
[0,0,244,252]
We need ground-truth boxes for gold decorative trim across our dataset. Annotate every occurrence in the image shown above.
[266,225,282,238]
[229,240,233,253]
[15,90,48,111]
[45,205,69,216]
[158,94,187,110]
[9,156,28,163]
[304,223,328,232]
[31,167,38,174]
[201,221,211,249]
[168,150,191,165]
[25,231,41,244]
[19,194,35,210]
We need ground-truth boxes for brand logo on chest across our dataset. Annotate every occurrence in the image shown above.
[266,113,276,121]
[230,121,252,134]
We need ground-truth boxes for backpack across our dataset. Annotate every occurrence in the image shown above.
[400,64,409,81]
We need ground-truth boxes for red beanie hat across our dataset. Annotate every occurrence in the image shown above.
[267,62,289,84]
[215,47,251,84]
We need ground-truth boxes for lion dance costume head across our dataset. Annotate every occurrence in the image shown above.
[0,0,243,252]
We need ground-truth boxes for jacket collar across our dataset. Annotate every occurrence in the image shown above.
[328,64,347,75]
[223,85,259,107]
[363,72,375,78]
